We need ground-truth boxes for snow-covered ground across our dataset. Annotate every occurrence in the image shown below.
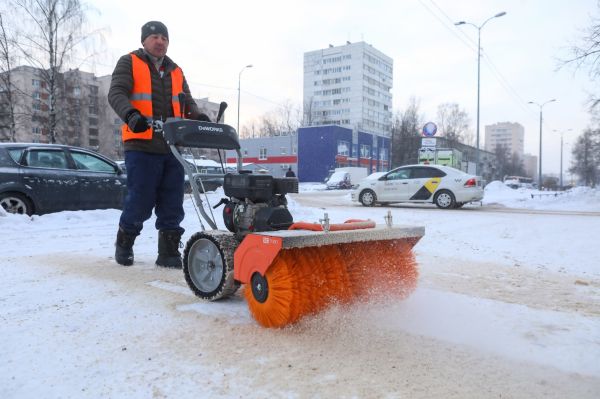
[1,183,599,398]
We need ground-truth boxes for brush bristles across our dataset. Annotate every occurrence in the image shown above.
[244,239,418,328]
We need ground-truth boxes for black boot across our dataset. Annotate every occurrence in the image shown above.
[156,230,183,269]
[115,228,137,266]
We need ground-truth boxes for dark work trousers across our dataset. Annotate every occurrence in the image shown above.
[119,150,185,236]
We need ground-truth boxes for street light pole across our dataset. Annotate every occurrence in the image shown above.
[553,128,572,188]
[455,11,506,176]
[560,133,563,188]
[528,99,556,190]
[237,64,253,135]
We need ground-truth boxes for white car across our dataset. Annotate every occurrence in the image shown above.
[351,164,484,209]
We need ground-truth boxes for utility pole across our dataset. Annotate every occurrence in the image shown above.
[455,11,506,176]
[528,99,556,190]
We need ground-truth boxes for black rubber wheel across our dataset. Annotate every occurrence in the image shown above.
[359,189,377,207]
[0,192,33,215]
[434,190,456,209]
[183,231,239,300]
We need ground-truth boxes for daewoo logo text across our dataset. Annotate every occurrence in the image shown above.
[198,126,224,133]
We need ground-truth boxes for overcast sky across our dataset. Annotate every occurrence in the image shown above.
[77,0,598,175]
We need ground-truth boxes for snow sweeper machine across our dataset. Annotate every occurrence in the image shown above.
[159,103,425,328]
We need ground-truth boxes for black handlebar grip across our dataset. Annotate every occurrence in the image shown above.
[178,92,186,118]
[216,102,227,123]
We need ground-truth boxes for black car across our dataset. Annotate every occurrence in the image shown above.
[0,143,127,215]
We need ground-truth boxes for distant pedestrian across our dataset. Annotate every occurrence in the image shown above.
[285,167,296,178]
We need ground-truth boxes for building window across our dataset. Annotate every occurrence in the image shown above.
[280,147,287,155]
[259,147,267,160]
[360,144,371,158]
[32,79,41,88]
[73,87,81,97]
[379,147,388,161]
[337,140,350,156]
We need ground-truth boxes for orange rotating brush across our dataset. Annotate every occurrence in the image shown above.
[235,220,424,328]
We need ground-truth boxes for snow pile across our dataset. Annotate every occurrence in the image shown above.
[483,181,600,212]
[299,182,327,192]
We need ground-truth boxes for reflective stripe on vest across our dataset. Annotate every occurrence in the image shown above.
[121,53,185,142]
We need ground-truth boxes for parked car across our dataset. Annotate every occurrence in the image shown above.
[351,164,484,209]
[325,167,369,190]
[325,170,353,190]
[0,143,127,215]
[183,158,225,193]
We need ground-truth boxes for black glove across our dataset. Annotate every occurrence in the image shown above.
[126,110,149,133]
[195,113,212,122]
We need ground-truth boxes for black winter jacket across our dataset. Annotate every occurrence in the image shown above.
[108,49,202,154]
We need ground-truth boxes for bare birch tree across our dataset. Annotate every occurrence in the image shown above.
[561,2,600,108]
[436,102,471,144]
[0,12,17,141]
[12,0,91,143]
[391,96,424,167]
[570,128,600,186]
[241,101,302,138]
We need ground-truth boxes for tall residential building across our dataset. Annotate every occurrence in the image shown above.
[0,65,48,143]
[523,153,538,179]
[303,41,393,137]
[0,66,103,150]
[484,122,525,157]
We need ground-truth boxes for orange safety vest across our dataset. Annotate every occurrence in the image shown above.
[121,53,184,142]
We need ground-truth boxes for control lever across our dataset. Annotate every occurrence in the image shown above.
[212,198,229,209]
[178,92,186,118]
[216,102,227,123]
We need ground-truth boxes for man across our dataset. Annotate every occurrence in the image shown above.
[285,167,296,178]
[108,21,210,268]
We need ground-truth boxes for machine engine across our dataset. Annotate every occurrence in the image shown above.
[220,172,299,235]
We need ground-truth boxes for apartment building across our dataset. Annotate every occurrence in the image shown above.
[303,41,393,138]
[484,122,525,157]
[523,153,538,179]
[0,66,103,149]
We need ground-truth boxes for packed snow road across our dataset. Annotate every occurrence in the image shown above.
[1,186,599,398]
[293,189,600,216]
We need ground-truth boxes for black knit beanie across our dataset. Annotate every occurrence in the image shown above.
[141,21,169,42]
